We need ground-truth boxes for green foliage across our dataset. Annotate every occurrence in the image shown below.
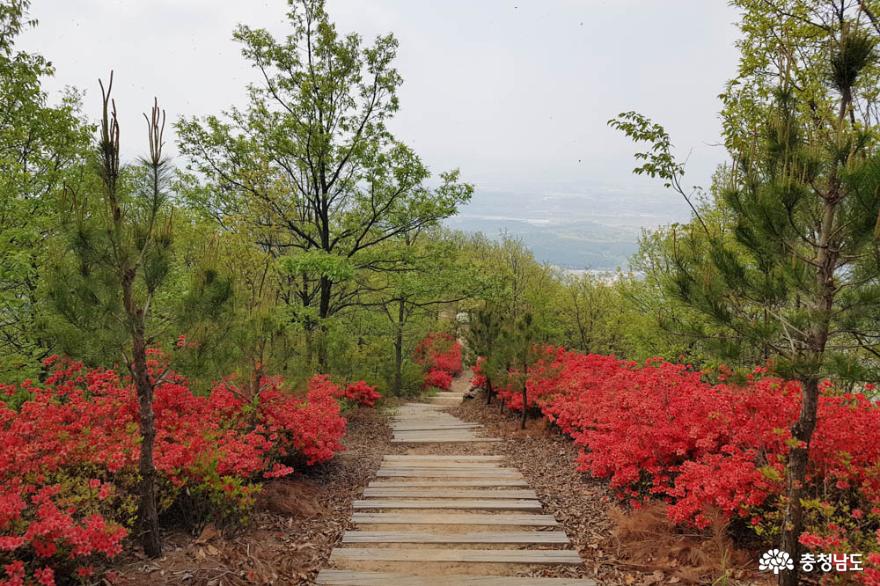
[614,3,880,576]
[0,0,91,381]
[176,0,472,370]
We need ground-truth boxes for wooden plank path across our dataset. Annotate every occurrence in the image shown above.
[317,384,595,585]
[390,402,499,443]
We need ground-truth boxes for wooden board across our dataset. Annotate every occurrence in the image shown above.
[329,547,583,564]
[352,499,542,510]
[351,513,558,526]
[392,418,464,423]
[376,469,521,478]
[391,433,482,439]
[382,455,504,462]
[392,429,480,435]
[362,489,537,499]
[373,462,507,469]
[316,570,596,585]
[341,531,569,544]
[378,465,516,471]
[368,480,530,488]
[391,423,483,431]
[391,438,501,444]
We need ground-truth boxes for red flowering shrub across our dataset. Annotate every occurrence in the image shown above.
[470,357,487,390]
[414,333,462,390]
[480,348,880,579]
[488,346,566,411]
[414,332,462,375]
[423,368,453,391]
[0,356,348,584]
[259,375,347,467]
[333,380,381,407]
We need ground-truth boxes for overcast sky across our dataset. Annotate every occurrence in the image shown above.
[19,0,741,198]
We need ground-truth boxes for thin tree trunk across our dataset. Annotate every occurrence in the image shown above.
[392,299,405,395]
[779,377,818,586]
[317,276,332,370]
[485,377,493,405]
[125,282,162,558]
[780,190,838,586]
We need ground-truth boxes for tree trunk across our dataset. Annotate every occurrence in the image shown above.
[120,268,162,558]
[392,299,405,395]
[317,276,332,370]
[485,377,493,405]
[131,321,162,558]
[520,364,528,430]
[780,192,837,586]
[779,377,819,586]
[304,321,314,368]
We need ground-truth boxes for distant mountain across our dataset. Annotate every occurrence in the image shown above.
[445,187,689,270]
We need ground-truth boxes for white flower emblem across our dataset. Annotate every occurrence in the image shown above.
[759,549,794,575]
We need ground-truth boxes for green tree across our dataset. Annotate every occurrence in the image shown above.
[0,0,89,380]
[613,4,880,583]
[52,76,173,557]
[508,312,538,430]
[370,229,482,395]
[466,305,504,404]
[177,0,471,369]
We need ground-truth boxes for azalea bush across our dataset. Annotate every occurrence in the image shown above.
[472,349,880,580]
[333,380,381,408]
[414,332,462,390]
[0,354,350,585]
[423,368,453,391]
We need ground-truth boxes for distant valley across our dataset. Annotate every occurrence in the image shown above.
[446,187,690,270]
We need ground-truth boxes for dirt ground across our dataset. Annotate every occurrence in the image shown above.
[111,404,394,586]
[448,393,774,586]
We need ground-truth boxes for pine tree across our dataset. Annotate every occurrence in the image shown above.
[52,74,172,557]
[510,312,537,430]
[613,7,880,584]
[467,306,504,404]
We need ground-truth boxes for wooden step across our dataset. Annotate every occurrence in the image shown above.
[391,434,484,440]
[352,499,542,510]
[341,531,569,544]
[316,570,596,585]
[378,465,515,471]
[362,488,537,499]
[369,479,529,488]
[374,461,507,469]
[376,469,521,478]
[329,547,583,564]
[391,423,483,431]
[382,455,504,462]
[351,513,558,526]
[391,437,501,444]
[394,428,474,435]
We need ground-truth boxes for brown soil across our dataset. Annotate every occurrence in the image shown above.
[448,394,773,586]
[111,403,394,585]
